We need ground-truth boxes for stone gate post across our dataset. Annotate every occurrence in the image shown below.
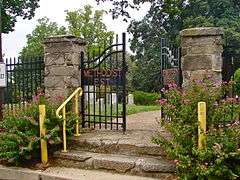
[180,27,224,87]
[43,35,86,100]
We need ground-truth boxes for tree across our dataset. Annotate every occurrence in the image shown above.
[65,5,114,54]
[95,0,148,20]
[122,0,240,92]
[21,5,113,58]
[127,15,164,92]
[1,0,40,33]
[20,17,67,58]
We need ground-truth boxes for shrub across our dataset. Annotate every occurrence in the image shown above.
[0,94,77,165]
[234,68,240,96]
[133,91,161,105]
[154,79,240,179]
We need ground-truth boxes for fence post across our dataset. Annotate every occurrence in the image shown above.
[198,102,206,149]
[39,105,48,165]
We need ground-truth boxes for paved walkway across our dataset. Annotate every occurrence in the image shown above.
[0,165,157,180]
[77,110,168,149]
[127,110,161,131]
[44,167,159,180]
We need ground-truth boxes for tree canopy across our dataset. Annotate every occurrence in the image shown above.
[65,5,114,53]
[123,0,240,92]
[21,17,66,58]
[1,0,40,33]
[21,5,113,58]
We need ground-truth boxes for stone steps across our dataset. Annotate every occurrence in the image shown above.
[53,150,176,179]
[70,136,165,157]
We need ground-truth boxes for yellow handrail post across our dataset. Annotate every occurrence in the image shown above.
[62,106,67,152]
[55,87,83,152]
[198,102,206,149]
[74,93,80,136]
[39,105,48,165]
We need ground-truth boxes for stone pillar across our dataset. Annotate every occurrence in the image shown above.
[180,27,224,87]
[44,35,86,100]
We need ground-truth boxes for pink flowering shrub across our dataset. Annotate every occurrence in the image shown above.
[0,93,77,165]
[154,78,240,179]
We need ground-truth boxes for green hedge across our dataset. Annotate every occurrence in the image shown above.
[133,91,161,105]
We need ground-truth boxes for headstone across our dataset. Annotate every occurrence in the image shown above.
[84,86,95,104]
[112,93,117,113]
[99,98,105,114]
[128,94,134,105]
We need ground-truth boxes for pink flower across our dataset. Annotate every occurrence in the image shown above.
[56,96,65,102]
[225,97,237,103]
[207,74,213,79]
[32,94,40,102]
[161,88,166,93]
[183,99,191,105]
[213,101,218,107]
[168,83,177,89]
[159,99,167,105]
[173,159,179,165]
[32,91,45,102]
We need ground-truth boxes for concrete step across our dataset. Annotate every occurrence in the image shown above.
[53,150,176,179]
[70,130,166,157]
[71,137,165,157]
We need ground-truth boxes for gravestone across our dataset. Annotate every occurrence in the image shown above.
[84,86,95,104]
[112,93,117,113]
[99,98,105,114]
[128,94,134,105]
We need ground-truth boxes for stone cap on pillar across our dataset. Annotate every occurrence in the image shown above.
[44,35,86,45]
[180,27,224,37]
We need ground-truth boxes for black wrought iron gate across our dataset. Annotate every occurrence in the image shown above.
[160,38,182,87]
[80,33,127,131]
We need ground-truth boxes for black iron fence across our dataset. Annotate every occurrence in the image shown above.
[222,56,240,83]
[160,38,182,88]
[4,57,44,110]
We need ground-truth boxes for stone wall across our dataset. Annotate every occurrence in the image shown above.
[43,35,86,100]
[180,27,224,87]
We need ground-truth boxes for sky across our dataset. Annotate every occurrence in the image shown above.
[2,0,150,58]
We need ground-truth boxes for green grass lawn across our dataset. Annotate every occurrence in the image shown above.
[85,103,161,122]
[126,104,161,115]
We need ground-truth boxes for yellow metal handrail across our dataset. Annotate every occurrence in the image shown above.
[56,87,83,152]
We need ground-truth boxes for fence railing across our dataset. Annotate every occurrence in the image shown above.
[3,57,44,112]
